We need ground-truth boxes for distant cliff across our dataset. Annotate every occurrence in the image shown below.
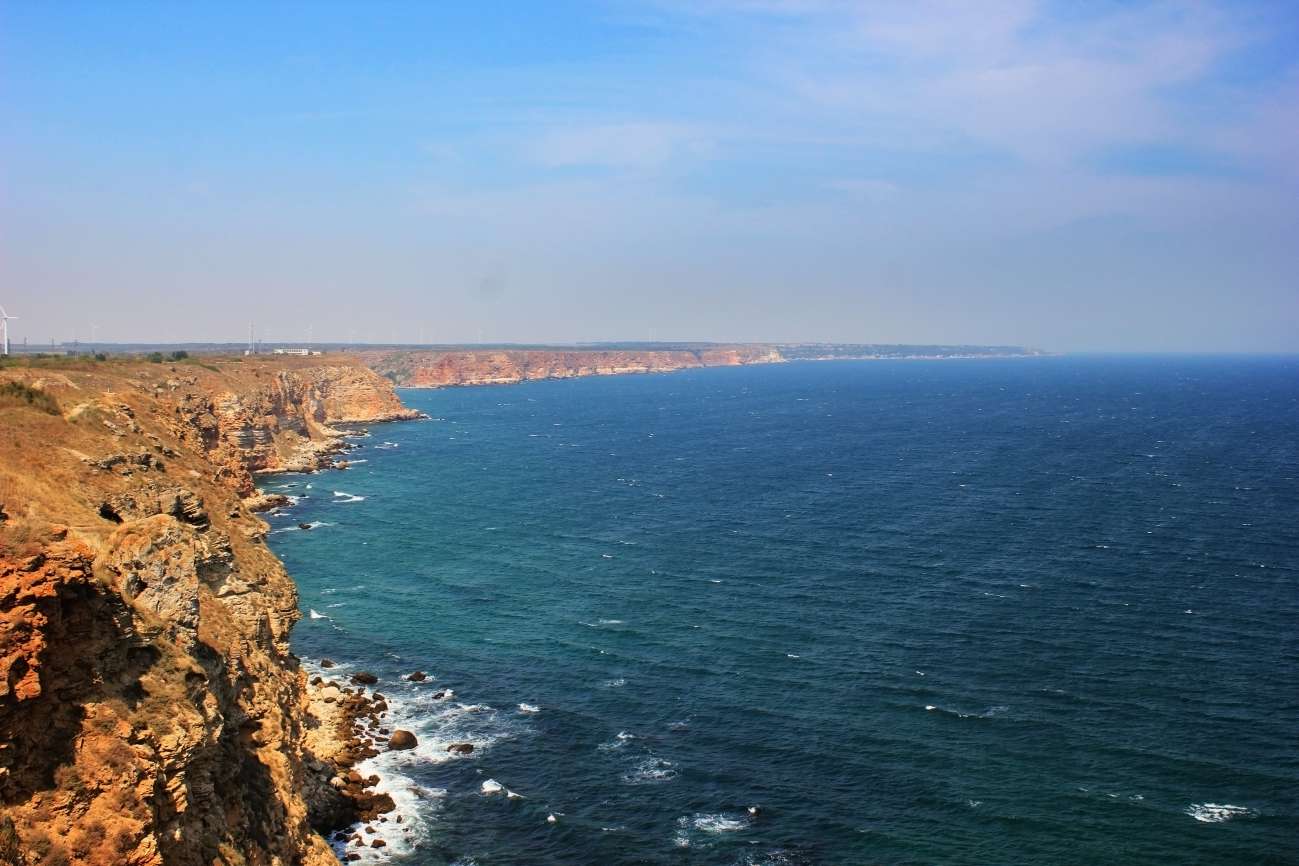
[0,356,416,865]
[360,345,783,388]
[360,343,1043,388]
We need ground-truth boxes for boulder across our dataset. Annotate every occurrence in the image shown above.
[446,743,474,755]
[320,658,335,668]
[406,671,427,682]
[388,730,418,751]
[351,671,379,685]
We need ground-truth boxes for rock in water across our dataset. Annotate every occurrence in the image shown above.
[406,670,427,682]
[298,522,312,530]
[351,671,379,685]
[320,658,336,668]
[388,730,418,750]
[446,742,474,755]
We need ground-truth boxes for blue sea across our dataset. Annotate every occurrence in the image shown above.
[267,357,1299,865]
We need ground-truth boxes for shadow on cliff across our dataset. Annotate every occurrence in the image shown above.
[0,575,153,806]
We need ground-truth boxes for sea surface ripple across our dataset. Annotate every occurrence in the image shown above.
[269,356,1299,865]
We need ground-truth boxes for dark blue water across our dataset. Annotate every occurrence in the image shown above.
[268,357,1299,865]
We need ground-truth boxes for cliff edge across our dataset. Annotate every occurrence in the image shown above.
[359,345,783,388]
[0,356,417,865]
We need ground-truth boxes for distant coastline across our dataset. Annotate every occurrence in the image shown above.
[357,343,1047,389]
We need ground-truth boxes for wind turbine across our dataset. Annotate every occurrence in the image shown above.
[0,305,16,356]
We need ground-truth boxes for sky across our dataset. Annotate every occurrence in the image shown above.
[2,0,1297,352]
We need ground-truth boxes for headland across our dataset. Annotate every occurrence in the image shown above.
[0,355,418,864]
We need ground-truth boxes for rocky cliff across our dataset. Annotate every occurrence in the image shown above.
[0,356,418,866]
[359,345,784,388]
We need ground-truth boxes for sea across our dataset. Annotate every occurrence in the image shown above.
[265,356,1299,865]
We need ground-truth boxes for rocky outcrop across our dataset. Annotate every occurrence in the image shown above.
[153,363,419,497]
[0,356,416,865]
[360,345,784,388]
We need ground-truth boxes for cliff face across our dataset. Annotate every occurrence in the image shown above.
[360,346,784,388]
[0,357,416,866]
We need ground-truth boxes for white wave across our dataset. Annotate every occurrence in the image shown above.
[604,677,627,688]
[309,609,328,620]
[597,619,624,625]
[786,653,800,659]
[517,703,540,714]
[622,756,677,785]
[328,675,529,859]
[333,491,366,503]
[347,458,369,464]
[481,779,504,795]
[1186,803,1255,823]
[691,812,749,833]
[925,703,1008,719]
[599,730,637,752]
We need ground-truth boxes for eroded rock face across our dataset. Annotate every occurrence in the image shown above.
[361,346,785,388]
[0,357,414,865]
[163,365,420,496]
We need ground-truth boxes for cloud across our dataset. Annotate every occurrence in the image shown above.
[656,0,1285,173]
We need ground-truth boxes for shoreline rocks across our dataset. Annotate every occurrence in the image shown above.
[388,730,417,751]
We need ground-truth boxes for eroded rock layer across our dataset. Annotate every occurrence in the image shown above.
[0,356,417,866]
[360,345,784,388]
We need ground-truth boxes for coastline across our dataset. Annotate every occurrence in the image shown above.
[359,344,1046,389]
[0,356,424,864]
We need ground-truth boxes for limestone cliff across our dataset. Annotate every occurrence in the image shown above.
[359,345,784,388]
[359,343,1049,388]
[0,356,417,866]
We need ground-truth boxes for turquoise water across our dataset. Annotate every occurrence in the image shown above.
[269,357,1299,865]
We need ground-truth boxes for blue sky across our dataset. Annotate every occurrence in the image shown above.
[2,0,1296,351]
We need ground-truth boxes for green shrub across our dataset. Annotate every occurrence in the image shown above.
[0,381,60,414]
[170,350,189,361]
[147,352,164,363]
